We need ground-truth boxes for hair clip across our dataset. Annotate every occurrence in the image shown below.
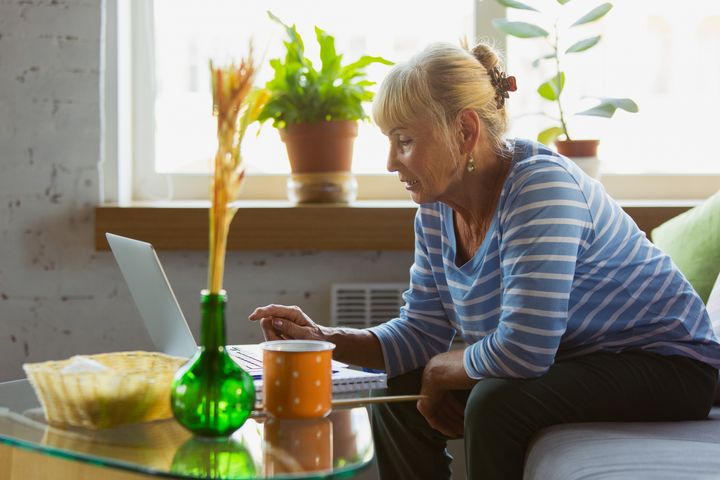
[488,67,517,109]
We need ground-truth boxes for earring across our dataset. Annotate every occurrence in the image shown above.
[466,155,476,173]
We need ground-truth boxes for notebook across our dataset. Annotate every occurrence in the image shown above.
[105,233,387,395]
[227,344,387,397]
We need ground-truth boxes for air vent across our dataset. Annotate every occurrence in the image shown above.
[331,283,407,328]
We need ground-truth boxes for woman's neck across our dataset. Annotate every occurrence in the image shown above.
[445,148,511,240]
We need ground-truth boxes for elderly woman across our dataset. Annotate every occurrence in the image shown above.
[249,42,720,479]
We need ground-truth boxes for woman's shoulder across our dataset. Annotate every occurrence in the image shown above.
[505,138,588,194]
[510,138,575,174]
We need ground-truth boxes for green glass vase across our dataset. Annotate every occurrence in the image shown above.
[170,437,256,478]
[171,290,255,437]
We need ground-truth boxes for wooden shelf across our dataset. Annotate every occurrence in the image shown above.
[94,200,696,251]
[95,200,417,251]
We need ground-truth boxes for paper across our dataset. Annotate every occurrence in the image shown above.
[60,356,109,374]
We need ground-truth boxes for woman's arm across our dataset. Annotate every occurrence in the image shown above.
[324,327,385,370]
[248,304,386,370]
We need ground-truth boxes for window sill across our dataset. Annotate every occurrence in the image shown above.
[95,200,417,251]
[94,199,700,251]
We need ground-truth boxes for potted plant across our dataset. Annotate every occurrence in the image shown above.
[258,12,392,203]
[492,0,638,178]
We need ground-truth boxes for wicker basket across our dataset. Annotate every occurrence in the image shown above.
[23,351,187,430]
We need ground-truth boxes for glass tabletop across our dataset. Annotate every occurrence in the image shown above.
[0,380,374,479]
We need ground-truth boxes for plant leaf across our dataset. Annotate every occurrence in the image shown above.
[605,97,639,112]
[566,35,601,53]
[492,19,549,38]
[532,53,556,68]
[576,103,615,117]
[576,98,638,118]
[316,26,341,78]
[538,126,565,145]
[537,72,565,101]
[495,0,539,12]
[268,12,305,63]
[341,55,393,80]
[571,3,612,27]
[557,0,572,4]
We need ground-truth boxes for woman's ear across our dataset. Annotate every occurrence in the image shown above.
[458,109,482,155]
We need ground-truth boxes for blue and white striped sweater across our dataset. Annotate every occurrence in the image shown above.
[369,139,720,379]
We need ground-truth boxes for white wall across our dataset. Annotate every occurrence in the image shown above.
[0,0,413,382]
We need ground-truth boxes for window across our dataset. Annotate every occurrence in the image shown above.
[152,0,474,177]
[102,0,719,204]
[106,0,474,202]
[504,0,720,174]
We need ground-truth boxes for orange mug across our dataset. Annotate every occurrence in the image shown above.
[260,340,336,419]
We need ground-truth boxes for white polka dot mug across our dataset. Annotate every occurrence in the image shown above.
[260,340,336,419]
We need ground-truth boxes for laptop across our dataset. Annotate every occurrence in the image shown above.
[104,233,387,392]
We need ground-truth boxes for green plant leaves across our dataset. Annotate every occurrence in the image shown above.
[538,126,565,145]
[566,35,601,53]
[571,3,613,27]
[259,12,393,128]
[341,56,393,81]
[495,0,539,12]
[489,1,637,138]
[316,27,341,78]
[576,98,639,117]
[492,19,549,38]
[538,72,565,101]
[268,12,306,65]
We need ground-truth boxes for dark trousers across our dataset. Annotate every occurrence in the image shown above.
[371,351,717,480]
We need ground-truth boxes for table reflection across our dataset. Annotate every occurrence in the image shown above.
[263,416,333,475]
[171,437,256,478]
[0,397,373,479]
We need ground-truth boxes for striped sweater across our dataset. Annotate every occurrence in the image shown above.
[368,139,720,379]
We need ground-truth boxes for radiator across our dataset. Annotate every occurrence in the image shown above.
[330,283,407,328]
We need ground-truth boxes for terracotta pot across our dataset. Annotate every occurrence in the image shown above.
[279,120,358,174]
[555,139,601,179]
[555,139,599,157]
[279,120,359,203]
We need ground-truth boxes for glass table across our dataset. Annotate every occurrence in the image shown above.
[0,380,374,479]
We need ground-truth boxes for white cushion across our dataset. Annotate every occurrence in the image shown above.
[524,408,720,480]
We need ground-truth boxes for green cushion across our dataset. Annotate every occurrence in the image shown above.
[651,191,720,304]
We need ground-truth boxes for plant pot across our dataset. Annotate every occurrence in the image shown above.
[555,139,601,180]
[279,120,358,203]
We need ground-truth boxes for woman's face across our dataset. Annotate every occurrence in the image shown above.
[384,121,460,204]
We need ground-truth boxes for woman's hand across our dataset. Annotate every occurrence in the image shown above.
[248,304,330,342]
[416,349,478,438]
[417,384,466,439]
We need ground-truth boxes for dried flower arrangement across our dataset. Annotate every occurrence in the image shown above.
[208,50,268,292]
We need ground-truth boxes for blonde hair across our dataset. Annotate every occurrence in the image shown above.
[372,41,509,156]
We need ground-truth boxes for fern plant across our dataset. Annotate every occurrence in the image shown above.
[258,12,392,129]
[492,0,638,145]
